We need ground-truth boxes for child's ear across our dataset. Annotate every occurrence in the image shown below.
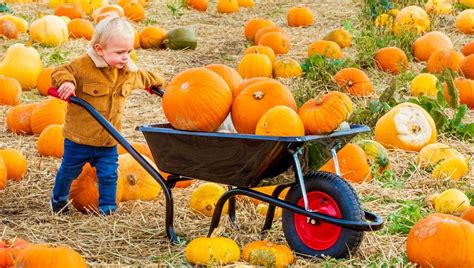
[94,43,104,56]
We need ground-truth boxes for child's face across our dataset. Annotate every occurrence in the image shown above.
[94,36,134,69]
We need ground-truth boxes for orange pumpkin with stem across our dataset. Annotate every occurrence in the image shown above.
[0,76,21,106]
[30,97,67,135]
[187,0,208,11]
[244,18,275,41]
[443,77,474,109]
[139,26,167,49]
[255,105,305,136]
[0,148,27,181]
[412,31,453,62]
[0,239,31,267]
[205,64,243,98]
[234,77,272,97]
[216,0,238,13]
[37,124,64,158]
[238,53,273,79]
[427,49,464,74]
[307,40,343,59]
[6,103,37,135]
[406,213,474,267]
[237,0,254,8]
[456,9,474,34]
[272,58,302,78]
[68,18,94,40]
[298,91,353,135]
[93,4,124,23]
[15,244,87,267]
[36,67,54,96]
[287,6,313,27]
[323,28,352,49]
[333,67,373,96]
[254,26,289,45]
[119,153,161,201]
[374,46,408,74]
[320,143,373,183]
[257,32,290,55]
[163,68,232,132]
[232,80,297,134]
[243,45,276,66]
[55,3,84,19]
[123,2,144,22]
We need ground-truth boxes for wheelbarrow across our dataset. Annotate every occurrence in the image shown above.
[48,87,383,259]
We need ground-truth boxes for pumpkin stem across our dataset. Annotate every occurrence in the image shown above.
[127,174,137,186]
[205,204,213,211]
[253,90,264,100]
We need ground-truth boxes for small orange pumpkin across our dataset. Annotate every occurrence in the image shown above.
[187,0,208,11]
[55,3,84,19]
[333,67,373,96]
[272,58,302,78]
[238,53,273,79]
[443,78,474,109]
[0,157,6,190]
[37,124,64,158]
[123,2,145,22]
[6,103,37,135]
[320,143,373,183]
[0,239,31,267]
[0,19,18,39]
[133,28,140,49]
[254,26,289,45]
[427,49,464,74]
[287,6,313,27]
[307,40,343,59]
[243,45,276,65]
[30,97,68,135]
[461,40,474,56]
[456,9,474,34]
[298,91,353,135]
[237,0,253,7]
[257,32,290,55]
[255,105,305,136]
[0,148,27,181]
[205,64,243,98]
[234,77,272,97]
[412,31,453,62]
[140,26,167,49]
[0,76,21,106]
[93,4,124,23]
[460,54,474,80]
[374,46,408,74]
[119,153,161,201]
[242,241,294,267]
[231,80,297,134]
[68,18,94,40]
[15,244,87,267]
[461,206,474,224]
[36,68,54,96]
[244,18,275,41]
[323,28,352,49]
[216,0,238,13]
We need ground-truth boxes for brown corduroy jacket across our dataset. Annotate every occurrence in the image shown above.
[51,48,164,147]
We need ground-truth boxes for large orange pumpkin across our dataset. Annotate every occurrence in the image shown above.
[234,77,272,97]
[307,40,343,59]
[374,102,437,152]
[323,28,352,49]
[287,6,313,27]
[139,26,167,49]
[37,124,64,158]
[244,18,275,41]
[163,68,232,132]
[6,103,37,135]
[426,49,464,74]
[406,213,474,267]
[257,32,290,55]
[117,141,153,160]
[298,91,353,135]
[443,78,474,109]
[205,64,243,98]
[70,163,124,214]
[36,67,54,96]
[0,239,31,267]
[255,105,305,136]
[238,53,273,79]
[55,3,84,19]
[231,80,297,134]
[30,97,68,135]
[320,143,373,183]
[254,26,289,45]
[0,148,27,181]
[333,67,373,96]
[456,9,474,34]
[123,2,144,22]
[243,45,276,66]
[119,153,161,201]
[0,19,18,39]
[272,59,302,78]
[412,31,453,62]
[67,18,94,40]
[187,0,208,11]
[0,76,21,106]
[374,46,408,74]
[15,244,87,268]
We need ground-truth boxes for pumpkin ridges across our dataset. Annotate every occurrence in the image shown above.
[119,153,161,201]
[427,49,465,74]
[244,18,275,41]
[0,148,27,181]
[0,76,22,106]
[412,31,453,62]
[333,67,373,96]
[374,46,408,74]
[205,64,243,98]
[37,124,64,158]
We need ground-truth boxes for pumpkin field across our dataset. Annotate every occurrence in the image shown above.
[0,0,473,266]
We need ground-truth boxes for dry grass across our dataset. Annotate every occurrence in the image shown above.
[0,0,473,267]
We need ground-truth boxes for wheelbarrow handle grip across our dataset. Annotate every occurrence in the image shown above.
[48,87,72,103]
[147,85,165,97]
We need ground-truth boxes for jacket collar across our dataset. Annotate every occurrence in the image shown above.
[87,47,138,72]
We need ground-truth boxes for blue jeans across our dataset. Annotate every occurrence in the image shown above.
[52,138,119,214]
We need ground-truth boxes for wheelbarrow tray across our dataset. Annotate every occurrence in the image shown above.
[137,123,370,188]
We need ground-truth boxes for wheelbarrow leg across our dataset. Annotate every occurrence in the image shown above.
[261,183,293,233]
[227,186,237,228]
[163,187,179,244]
[208,188,242,237]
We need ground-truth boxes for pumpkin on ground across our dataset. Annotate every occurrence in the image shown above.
[332,67,373,96]
[406,213,474,267]
[205,64,243,98]
[185,237,240,265]
[238,53,273,79]
[412,31,453,62]
[187,0,208,11]
[257,32,290,55]
[272,59,302,78]
[140,26,167,49]
[29,15,69,46]
[237,0,253,7]
[216,0,238,13]
[119,153,161,201]
[117,141,153,160]
[231,80,296,134]
[189,182,228,216]
[323,28,352,49]
[242,241,294,267]
[298,91,353,135]
[70,163,124,214]
[0,239,31,267]
[0,19,18,39]
[426,49,464,74]
[55,3,84,19]
[36,67,54,96]
[287,6,313,27]
[374,47,408,74]
[393,5,430,34]
[355,139,391,173]
[0,15,28,33]
[320,143,373,183]
[37,124,64,158]
[254,26,289,46]
[461,40,474,56]
[456,9,474,34]
[416,143,463,168]
[410,73,438,97]
[0,157,6,190]
[68,18,94,40]
[374,102,437,152]
[30,97,68,135]
[163,27,197,50]
[15,244,87,267]
[123,1,144,22]
[6,103,38,135]
[460,54,474,80]
[443,77,474,109]
[461,206,474,224]
[307,40,342,59]
[243,45,276,66]
[255,105,305,136]
[431,156,470,180]
[0,43,42,90]
[0,76,21,106]
[163,68,232,132]
[0,148,27,181]
[432,189,471,215]
[244,18,274,41]
[424,0,452,15]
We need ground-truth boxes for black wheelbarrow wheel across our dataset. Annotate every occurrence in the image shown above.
[282,171,364,259]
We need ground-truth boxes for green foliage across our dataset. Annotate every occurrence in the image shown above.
[0,3,12,13]
[301,54,356,85]
[48,48,70,66]
[366,0,393,18]
[167,0,186,16]
[386,199,428,235]
[143,18,158,26]
[375,169,405,189]
[454,2,471,11]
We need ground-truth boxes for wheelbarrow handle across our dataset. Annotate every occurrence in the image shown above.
[48,87,73,103]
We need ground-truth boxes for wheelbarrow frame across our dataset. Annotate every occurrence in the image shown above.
[48,88,383,251]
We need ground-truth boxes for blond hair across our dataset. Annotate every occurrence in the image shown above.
[90,16,134,48]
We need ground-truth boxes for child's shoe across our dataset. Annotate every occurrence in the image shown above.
[50,198,69,214]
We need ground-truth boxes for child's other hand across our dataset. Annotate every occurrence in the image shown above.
[58,81,76,100]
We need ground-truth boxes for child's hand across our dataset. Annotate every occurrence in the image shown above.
[58,81,76,100]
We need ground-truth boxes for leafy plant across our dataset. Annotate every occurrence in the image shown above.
[375,169,404,189]
[48,48,70,66]
[366,0,393,19]
[167,0,186,16]
[301,54,356,85]
[386,199,427,235]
